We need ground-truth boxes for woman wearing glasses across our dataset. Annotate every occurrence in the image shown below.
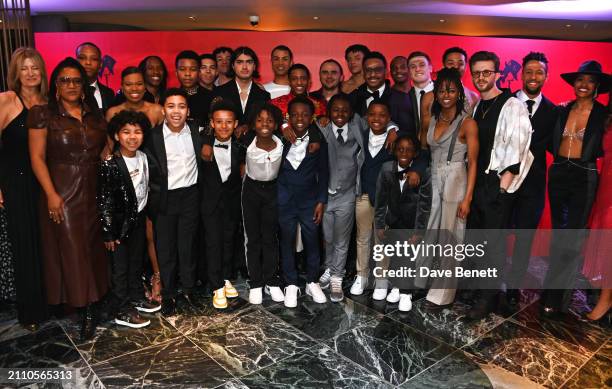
[29,57,109,340]
[0,47,48,330]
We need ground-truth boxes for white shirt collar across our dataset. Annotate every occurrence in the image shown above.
[163,121,190,138]
[516,90,542,106]
[214,138,231,145]
[414,81,433,95]
[236,80,253,94]
[367,83,386,96]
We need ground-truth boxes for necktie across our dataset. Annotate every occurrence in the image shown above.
[419,90,425,102]
[367,90,380,100]
[337,128,345,144]
[526,99,535,118]
[214,144,229,149]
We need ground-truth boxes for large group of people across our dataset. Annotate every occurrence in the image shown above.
[0,41,610,342]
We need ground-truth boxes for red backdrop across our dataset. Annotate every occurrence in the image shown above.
[34,31,612,255]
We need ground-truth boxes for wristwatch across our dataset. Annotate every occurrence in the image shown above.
[499,187,507,194]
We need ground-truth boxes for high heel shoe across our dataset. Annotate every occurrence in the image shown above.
[578,309,611,326]
[79,305,98,341]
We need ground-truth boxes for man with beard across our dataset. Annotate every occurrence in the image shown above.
[505,52,557,306]
[407,51,434,134]
[76,42,115,113]
[199,53,218,92]
[341,44,370,94]
[466,51,533,320]
[311,59,344,102]
[390,56,410,94]
[264,45,293,99]
[175,50,213,127]
[213,47,234,86]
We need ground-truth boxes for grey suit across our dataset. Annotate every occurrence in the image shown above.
[319,114,368,278]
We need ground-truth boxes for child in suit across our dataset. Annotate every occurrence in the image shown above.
[98,110,161,328]
[278,96,329,307]
[202,101,246,309]
[374,135,431,311]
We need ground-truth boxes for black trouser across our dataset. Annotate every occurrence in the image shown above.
[467,172,516,293]
[202,200,238,291]
[110,211,146,311]
[153,185,199,300]
[506,168,546,289]
[242,176,280,289]
[542,159,598,311]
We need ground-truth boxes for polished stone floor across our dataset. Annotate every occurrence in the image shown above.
[0,284,609,388]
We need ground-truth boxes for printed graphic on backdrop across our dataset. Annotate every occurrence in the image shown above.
[497,59,522,90]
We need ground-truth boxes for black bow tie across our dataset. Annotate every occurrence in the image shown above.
[397,168,410,179]
[214,143,229,149]
[367,89,380,99]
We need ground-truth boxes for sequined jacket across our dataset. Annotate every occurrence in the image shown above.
[97,152,140,242]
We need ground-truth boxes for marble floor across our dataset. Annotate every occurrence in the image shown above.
[0,285,609,389]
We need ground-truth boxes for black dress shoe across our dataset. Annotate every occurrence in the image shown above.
[466,295,496,321]
[79,305,97,341]
[422,300,453,311]
[506,289,520,306]
[161,298,176,316]
[540,305,561,320]
[181,293,198,308]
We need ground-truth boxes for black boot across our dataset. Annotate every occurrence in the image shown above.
[79,305,97,341]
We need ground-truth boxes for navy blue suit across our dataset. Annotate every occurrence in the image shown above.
[277,134,329,285]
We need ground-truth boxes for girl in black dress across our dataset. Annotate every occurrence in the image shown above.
[0,47,49,330]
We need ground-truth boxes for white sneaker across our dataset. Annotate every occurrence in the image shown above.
[350,275,368,295]
[319,268,331,289]
[249,287,263,305]
[386,287,400,303]
[284,285,300,308]
[265,285,285,302]
[306,282,327,304]
[372,288,388,301]
[398,294,413,312]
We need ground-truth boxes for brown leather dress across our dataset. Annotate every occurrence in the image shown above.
[27,104,109,307]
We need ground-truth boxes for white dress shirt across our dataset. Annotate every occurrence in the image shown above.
[414,81,434,118]
[236,80,252,113]
[366,84,386,108]
[90,80,103,109]
[516,90,542,116]
[332,123,348,143]
[368,130,388,157]
[286,133,309,170]
[263,82,291,99]
[246,135,284,181]
[163,122,198,190]
[123,150,149,212]
[213,139,232,183]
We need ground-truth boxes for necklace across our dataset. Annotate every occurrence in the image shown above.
[184,86,198,96]
[439,114,453,123]
[479,95,500,120]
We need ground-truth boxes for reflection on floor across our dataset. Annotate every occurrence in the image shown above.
[0,284,609,388]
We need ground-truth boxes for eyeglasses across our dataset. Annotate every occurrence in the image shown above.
[57,76,83,86]
[471,70,497,79]
[364,66,385,74]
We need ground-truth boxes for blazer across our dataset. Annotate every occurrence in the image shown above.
[550,100,607,163]
[200,140,245,221]
[212,80,271,125]
[374,161,432,230]
[278,132,329,207]
[97,153,140,241]
[349,80,417,138]
[98,81,116,113]
[143,122,202,215]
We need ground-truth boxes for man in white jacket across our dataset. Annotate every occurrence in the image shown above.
[466,51,533,320]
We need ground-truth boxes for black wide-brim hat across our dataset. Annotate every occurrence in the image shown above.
[561,60,610,93]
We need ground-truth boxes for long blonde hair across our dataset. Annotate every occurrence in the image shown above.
[7,47,48,98]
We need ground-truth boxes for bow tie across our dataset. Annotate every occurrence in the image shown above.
[214,143,229,149]
[367,89,380,99]
[397,168,410,179]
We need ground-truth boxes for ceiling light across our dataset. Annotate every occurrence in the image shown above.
[439,19,446,23]
[565,23,572,27]
[188,15,197,21]
[313,16,319,20]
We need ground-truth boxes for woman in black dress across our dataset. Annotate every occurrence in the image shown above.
[0,47,49,330]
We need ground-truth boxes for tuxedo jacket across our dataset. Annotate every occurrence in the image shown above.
[550,100,607,163]
[200,140,245,221]
[97,153,140,241]
[212,80,271,125]
[349,81,417,138]
[407,87,422,135]
[98,82,116,113]
[143,122,202,215]
[278,134,329,208]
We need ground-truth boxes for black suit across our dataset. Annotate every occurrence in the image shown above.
[506,92,557,289]
[349,81,417,138]
[212,80,271,125]
[200,141,245,290]
[542,100,606,311]
[407,88,422,135]
[187,87,214,127]
[143,122,202,299]
[97,81,116,113]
